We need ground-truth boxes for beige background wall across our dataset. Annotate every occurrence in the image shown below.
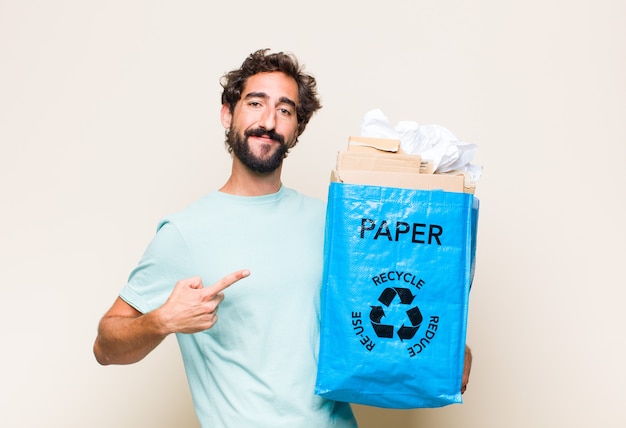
[1,1,624,427]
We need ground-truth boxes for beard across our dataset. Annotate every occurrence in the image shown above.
[226,127,294,174]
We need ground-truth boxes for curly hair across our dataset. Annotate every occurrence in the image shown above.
[220,49,322,136]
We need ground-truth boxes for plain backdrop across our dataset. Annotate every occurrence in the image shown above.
[1,1,625,427]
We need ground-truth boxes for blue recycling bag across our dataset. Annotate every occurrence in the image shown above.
[315,182,479,408]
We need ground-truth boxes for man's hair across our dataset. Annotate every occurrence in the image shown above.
[220,49,322,136]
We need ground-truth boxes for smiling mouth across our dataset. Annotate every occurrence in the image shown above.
[245,128,285,146]
[251,135,276,143]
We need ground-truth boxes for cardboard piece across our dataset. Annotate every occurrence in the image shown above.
[347,136,400,152]
[337,151,422,173]
[331,169,467,193]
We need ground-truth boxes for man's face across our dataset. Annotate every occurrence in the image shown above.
[221,72,299,173]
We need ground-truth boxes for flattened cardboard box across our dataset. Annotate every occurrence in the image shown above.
[347,136,401,153]
[337,151,423,173]
[331,169,468,193]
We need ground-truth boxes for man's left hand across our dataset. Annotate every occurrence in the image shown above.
[461,345,472,394]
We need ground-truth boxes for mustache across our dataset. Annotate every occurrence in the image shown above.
[244,128,285,145]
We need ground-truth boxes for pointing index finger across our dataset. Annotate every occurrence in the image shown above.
[206,269,250,295]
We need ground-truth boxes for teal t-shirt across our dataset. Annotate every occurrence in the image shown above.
[120,187,357,428]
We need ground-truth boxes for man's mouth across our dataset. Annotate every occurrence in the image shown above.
[245,128,285,145]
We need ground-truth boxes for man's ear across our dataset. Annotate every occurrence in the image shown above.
[220,104,232,129]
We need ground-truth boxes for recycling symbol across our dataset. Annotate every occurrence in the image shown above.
[370,287,423,341]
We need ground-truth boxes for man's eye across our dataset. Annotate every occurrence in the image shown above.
[249,101,262,107]
[279,108,292,115]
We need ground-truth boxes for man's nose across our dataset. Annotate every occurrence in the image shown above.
[258,108,276,130]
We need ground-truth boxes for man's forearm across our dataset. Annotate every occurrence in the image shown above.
[93,310,168,365]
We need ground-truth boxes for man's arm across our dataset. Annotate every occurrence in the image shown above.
[93,297,167,365]
[93,271,249,365]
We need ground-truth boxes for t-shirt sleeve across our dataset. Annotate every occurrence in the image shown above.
[119,220,194,314]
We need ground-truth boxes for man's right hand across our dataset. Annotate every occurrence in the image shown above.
[157,270,250,334]
[93,269,250,365]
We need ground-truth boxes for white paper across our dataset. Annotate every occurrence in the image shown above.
[360,109,482,183]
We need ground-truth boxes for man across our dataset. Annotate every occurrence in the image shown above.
[94,49,358,427]
[94,49,471,427]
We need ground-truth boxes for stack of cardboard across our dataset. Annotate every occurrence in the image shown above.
[331,136,475,194]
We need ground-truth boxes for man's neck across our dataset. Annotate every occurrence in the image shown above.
[219,158,283,196]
